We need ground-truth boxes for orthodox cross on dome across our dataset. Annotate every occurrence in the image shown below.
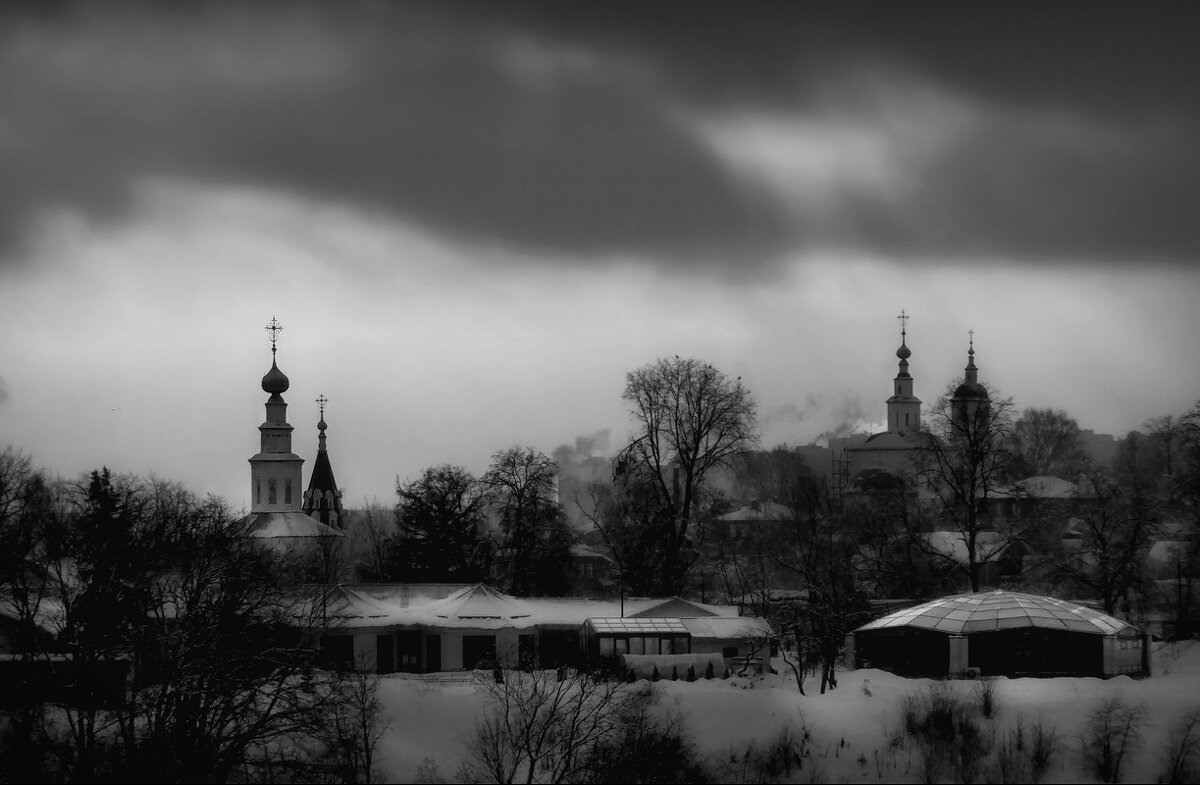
[316,394,328,419]
[898,309,909,337]
[265,316,283,356]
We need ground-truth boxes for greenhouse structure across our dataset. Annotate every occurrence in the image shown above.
[847,590,1149,679]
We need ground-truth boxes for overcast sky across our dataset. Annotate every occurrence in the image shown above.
[3,1,1199,510]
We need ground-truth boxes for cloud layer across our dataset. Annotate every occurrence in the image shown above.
[2,2,1198,274]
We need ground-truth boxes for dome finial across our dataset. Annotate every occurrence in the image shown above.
[266,315,282,357]
[896,309,911,360]
[315,394,329,451]
[261,316,290,395]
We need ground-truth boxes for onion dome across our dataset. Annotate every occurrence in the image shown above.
[261,358,290,395]
[896,341,911,360]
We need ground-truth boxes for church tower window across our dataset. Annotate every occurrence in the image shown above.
[285,479,292,505]
[269,479,277,505]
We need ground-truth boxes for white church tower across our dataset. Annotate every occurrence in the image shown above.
[249,316,305,512]
[886,309,922,433]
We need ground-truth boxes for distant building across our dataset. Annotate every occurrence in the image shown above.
[309,582,771,674]
[849,589,1149,679]
[240,319,344,541]
[839,314,924,488]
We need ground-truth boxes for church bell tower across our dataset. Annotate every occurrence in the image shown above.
[249,317,305,513]
[886,310,922,433]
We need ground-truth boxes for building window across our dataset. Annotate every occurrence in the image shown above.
[255,480,261,505]
[285,479,292,505]
[268,479,277,505]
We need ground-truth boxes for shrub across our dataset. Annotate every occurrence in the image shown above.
[651,666,661,682]
[988,723,1030,784]
[1082,697,1146,783]
[582,687,714,783]
[705,662,714,680]
[1028,718,1060,784]
[975,678,998,719]
[716,725,808,783]
[1159,707,1200,785]
[900,682,989,784]
[686,665,697,682]
[671,665,679,681]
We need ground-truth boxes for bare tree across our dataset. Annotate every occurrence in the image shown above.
[1057,468,1157,616]
[1146,414,1184,493]
[915,383,1019,592]
[463,668,630,785]
[616,357,758,595]
[484,446,573,596]
[1010,407,1088,480]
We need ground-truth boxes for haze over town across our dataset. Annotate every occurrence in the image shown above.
[2,2,1199,511]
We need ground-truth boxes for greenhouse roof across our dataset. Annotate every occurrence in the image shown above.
[854,590,1138,636]
[586,617,690,635]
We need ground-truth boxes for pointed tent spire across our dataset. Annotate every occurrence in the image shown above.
[304,394,344,529]
[965,329,979,384]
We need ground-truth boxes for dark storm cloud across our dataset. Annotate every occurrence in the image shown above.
[0,1,786,268]
[1,1,1198,271]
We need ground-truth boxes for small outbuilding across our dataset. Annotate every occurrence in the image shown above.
[848,590,1149,679]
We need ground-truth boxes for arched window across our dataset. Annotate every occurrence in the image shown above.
[285,479,292,505]
[269,479,277,505]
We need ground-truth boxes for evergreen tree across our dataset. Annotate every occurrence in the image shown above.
[391,465,493,582]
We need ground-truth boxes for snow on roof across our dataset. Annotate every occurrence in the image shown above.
[717,501,795,521]
[993,476,1088,500]
[632,597,722,618]
[855,590,1138,636]
[682,616,773,640]
[1149,541,1191,563]
[921,531,1008,565]
[423,584,533,621]
[243,511,345,538]
[308,583,751,631]
[587,617,689,635]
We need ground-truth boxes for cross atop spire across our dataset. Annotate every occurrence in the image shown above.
[898,309,909,336]
[266,316,283,355]
[316,394,328,419]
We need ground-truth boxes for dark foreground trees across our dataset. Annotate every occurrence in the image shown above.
[460,671,709,785]
[0,452,384,783]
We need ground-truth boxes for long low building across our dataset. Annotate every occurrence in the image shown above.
[304,582,773,674]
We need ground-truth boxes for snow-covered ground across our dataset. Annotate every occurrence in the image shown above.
[374,640,1200,783]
